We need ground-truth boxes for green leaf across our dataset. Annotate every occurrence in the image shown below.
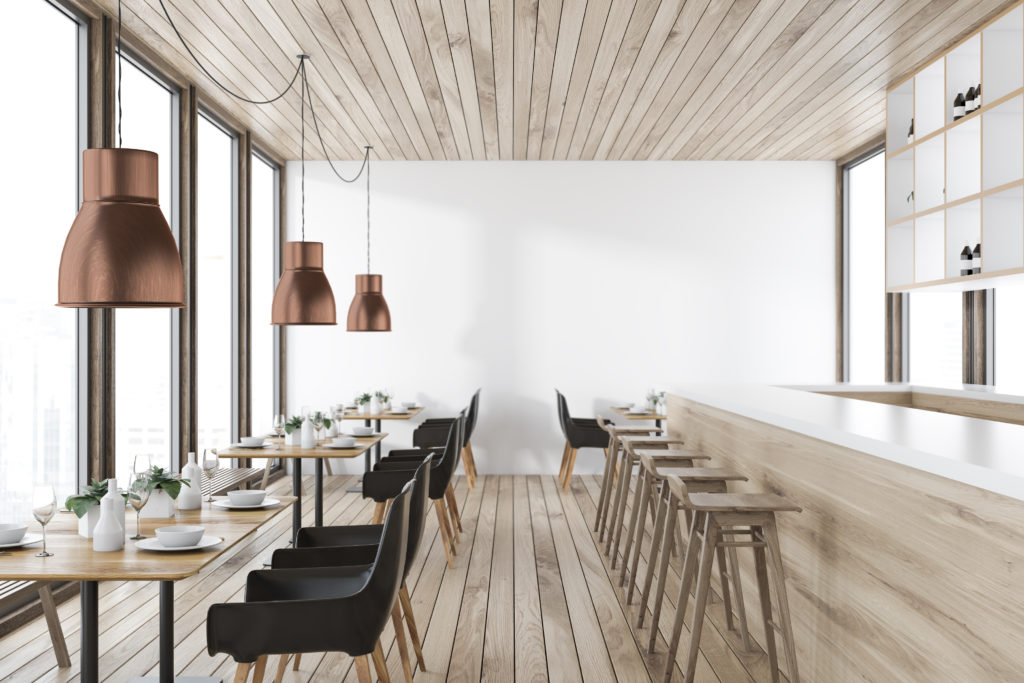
[64,496,98,518]
[323,417,332,429]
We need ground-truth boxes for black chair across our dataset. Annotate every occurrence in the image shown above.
[206,483,412,683]
[417,389,480,488]
[375,413,464,568]
[269,457,434,681]
[556,390,612,493]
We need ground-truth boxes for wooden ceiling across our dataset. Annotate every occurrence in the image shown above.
[101,0,1017,162]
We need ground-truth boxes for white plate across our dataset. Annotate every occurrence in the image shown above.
[325,443,358,450]
[135,535,223,552]
[231,443,272,449]
[0,533,43,549]
[388,410,409,415]
[346,432,381,438]
[613,404,633,409]
[212,497,281,510]
[626,410,651,415]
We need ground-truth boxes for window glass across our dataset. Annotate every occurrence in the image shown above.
[250,155,277,432]
[847,151,886,383]
[909,292,963,385]
[114,57,175,483]
[995,286,1024,388]
[197,115,235,451]
[0,0,80,516]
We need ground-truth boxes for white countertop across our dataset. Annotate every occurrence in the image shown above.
[672,384,1024,502]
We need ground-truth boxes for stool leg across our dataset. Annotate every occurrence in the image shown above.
[638,485,668,625]
[763,518,800,683]
[662,511,704,674]
[681,517,719,683]
[597,440,619,538]
[726,545,752,651]
[715,543,734,625]
[753,533,781,682]
[646,501,680,651]
[604,448,631,555]
[628,476,662,602]
[595,439,616,532]
[618,467,649,575]
[562,448,579,493]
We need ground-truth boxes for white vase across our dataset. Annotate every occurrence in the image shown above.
[370,396,380,415]
[102,478,125,536]
[301,418,315,449]
[360,402,371,416]
[93,497,124,552]
[140,488,177,518]
[77,504,100,539]
[327,420,338,438]
[178,452,203,510]
[286,429,301,446]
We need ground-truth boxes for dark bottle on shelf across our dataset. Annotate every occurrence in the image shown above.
[954,92,966,120]
[907,118,914,144]
[966,86,977,114]
[976,82,982,109]
[973,243,982,274]
[961,246,973,276]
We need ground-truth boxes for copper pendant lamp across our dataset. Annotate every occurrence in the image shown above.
[347,148,392,331]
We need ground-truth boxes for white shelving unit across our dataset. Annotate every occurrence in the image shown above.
[886,3,1024,292]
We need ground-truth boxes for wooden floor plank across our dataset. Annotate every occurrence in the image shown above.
[512,475,547,682]
[482,475,515,678]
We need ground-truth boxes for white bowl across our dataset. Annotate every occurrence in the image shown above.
[0,523,27,545]
[401,401,418,409]
[155,525,205,548]
[240,436,265,448]
[332,437,357,448]
[351,426,374,436]
[227,490,267,506]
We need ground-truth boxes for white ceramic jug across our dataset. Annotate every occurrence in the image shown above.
[177,452,203,510]
[93,497,124,552]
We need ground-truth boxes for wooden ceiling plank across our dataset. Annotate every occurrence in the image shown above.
[642,0,810,161]
[313,0,431,159]
[539,0,587,159]
[569,0,660,160]
[607,0,734,160]
[794,99,884,160]
[513,0,540,159]
[436,0,487,159]
[593,0,711,160]
[554,0,634,160]
[526,0,563,160]
[581,0,685,160]
[488,0,515,159]
[363,0,459,159]
[465,0,501,159]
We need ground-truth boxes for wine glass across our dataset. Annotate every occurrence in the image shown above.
[133,454,153,478]
[333,405,345,434]
[310,411,325,443]
[128,473,150,540]
[272,414,286,450]
[202,450,220,503]
[31,486,56,557]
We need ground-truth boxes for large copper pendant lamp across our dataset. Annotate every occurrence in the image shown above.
[271,56,337,325]
[347,148,391,331]
[57,2,183,308]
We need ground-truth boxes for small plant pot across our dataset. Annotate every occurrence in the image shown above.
[77,504,101,538]
[360,403,372,416]
[287,430,302,447]
[140,489,177,519]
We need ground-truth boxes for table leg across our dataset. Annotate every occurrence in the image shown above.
[374,419,382,463]
[315,458,324,526]
[160,581,173,683]
[292,458,302,544]
[655,419,663,430]
[80,580,98,683]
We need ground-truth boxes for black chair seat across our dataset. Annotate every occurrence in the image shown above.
[297,524,382,549]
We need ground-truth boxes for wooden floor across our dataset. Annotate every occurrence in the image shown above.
[0,473,784,682]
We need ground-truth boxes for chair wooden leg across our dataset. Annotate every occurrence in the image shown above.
[446,482,463,529]
[399,583,426,672]
[293,653,302,670]
[562,447,578,493]
[233,662,252,683]
[251,655,268,683]
[371,501,387,524]
[434,499,455,568]
[354,655,373,683]
[443,491,461,543]
[38,584,70,668]
[324,459,334,476]
[391,601,415,682]
[460,445,475,490]
[274,654,290,683]
[261,464,271,491]
[557,442,570,486]
[439,499,458,550]
[465,442,478,483]
[372,639,391,683]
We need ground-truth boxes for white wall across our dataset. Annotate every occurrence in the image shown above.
[284,161,835,475]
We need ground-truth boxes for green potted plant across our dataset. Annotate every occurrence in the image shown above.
[140,466,191,519]
[65,479,128,538]
[285,415,304,446]
[374,389,393,412]
[357,392,373,416]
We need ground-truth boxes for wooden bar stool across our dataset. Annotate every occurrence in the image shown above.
[605,436,689,563]
[637,469,750,655]
[594,417,663,538]
[664,492,802,683]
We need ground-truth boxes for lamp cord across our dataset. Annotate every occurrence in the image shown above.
[117,0,122,148]
[366,147,371,273]
[300,57,306,243]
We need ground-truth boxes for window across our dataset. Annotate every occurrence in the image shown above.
[0,0,82,516]
[196,114,236,452]
[909,292,963,385]
[995,286,1024,388]
[114,55,177,484]
[250,154,279,433]
[845,150,886,383]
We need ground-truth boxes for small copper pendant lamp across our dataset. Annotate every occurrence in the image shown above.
[271,55,337,325]
[347,148,391,331]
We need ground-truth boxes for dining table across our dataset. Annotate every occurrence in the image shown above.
[0,499,294,683]
[216,434,386,540]
[610,405,667,429]
[339,405,424,464]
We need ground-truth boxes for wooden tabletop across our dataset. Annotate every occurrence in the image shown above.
[610,406,666,421]
[340,406,424,421]
[0,498,295,581]
[217,434,387,459]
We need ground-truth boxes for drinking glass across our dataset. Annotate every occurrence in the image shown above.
[272,414,286,450]
[333,405,345,434]
[31,486,56,557]
[202,449,220,503]
[128,474,150,539]
[133,454,153,477]
[311,411,325,442]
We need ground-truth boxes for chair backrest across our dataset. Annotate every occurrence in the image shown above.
[404,455,433,579]
[555,389,571,440]
[465,389,481,443]
[362,482,411,631]
[429,411,465,499]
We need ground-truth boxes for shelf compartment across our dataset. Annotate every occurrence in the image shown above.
[887,221,915,288]
[915,59,945,138]
[983,5,1023,103]
[914,136,945,211]
[946,34,981,126]
[915,212,945,283]
[945,201,981,278]
[887,149,915,221]
[888,79,915,150]
[946,117,980,201]
[983,185,1024,272]
[982,95,1023,189]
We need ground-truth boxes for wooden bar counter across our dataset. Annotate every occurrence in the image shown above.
[666,385,1024,682]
